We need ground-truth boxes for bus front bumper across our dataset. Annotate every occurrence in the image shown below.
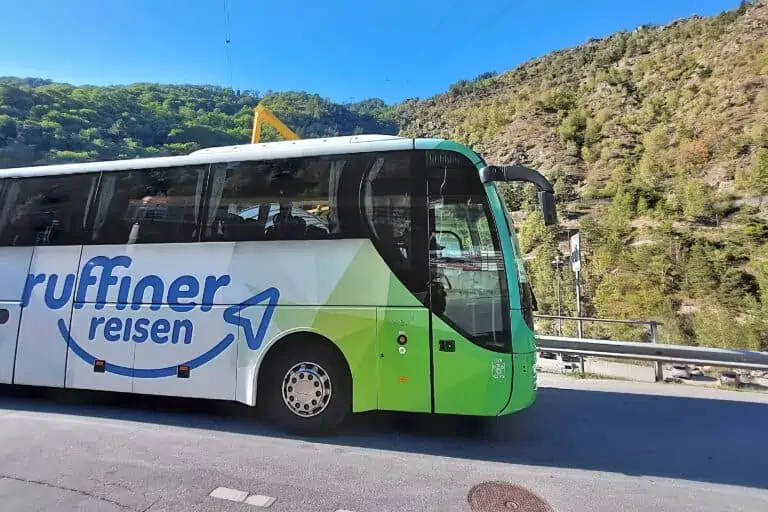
[499,351,537,416]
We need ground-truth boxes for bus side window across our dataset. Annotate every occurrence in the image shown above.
[362,152,428,303]
[90,166,206,245]
[205,156,348,242]
[0,174,96,247]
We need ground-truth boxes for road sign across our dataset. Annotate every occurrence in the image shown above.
[570,233,581,272]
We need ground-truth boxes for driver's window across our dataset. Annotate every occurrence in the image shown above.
[429,198,508,350]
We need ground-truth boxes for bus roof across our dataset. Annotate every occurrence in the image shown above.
[0,134,444,179]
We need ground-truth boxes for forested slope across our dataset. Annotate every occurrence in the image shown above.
[0,79,397,168]
[398,2,768,348]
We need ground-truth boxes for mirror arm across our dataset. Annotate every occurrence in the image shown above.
[480,165,558,226]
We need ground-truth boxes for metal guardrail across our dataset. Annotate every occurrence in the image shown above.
[534,314,665,379]
[535,335,768,373]
[535,314,661,327]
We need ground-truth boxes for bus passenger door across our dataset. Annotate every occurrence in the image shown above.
[0,247,33,384]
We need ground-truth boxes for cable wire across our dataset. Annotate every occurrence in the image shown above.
[223,0,234,89]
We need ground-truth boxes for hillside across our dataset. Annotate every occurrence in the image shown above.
[0,2,766,349]
[0,80,398,167]
[399,1,768,349]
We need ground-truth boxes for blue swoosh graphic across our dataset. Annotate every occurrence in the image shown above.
[58,288,280,379]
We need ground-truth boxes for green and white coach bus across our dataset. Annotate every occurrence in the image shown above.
[0,134,556,434]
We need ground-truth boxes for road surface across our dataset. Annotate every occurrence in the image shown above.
[0,374,767,511]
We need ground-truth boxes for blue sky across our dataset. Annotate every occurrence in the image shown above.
[0,0,741,104]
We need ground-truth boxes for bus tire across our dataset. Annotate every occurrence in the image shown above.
[259,338,351,436]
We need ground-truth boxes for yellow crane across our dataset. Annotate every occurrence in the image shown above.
[250,104,300,143]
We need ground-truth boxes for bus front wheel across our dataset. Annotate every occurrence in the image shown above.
[259,338,351,436]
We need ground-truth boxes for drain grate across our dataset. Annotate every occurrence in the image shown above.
[468,482,553,512]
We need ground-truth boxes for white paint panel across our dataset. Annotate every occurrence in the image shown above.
[0,303,22,384]
[0,247,34,301]
[0,135,413,179]
[0,247,33,384]
[79,240,370,308]
[65,304,135,392]
[132,305,238,400]
[14,245,82,387]
[220,240,365,306]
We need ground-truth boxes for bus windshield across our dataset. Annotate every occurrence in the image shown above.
[488,183,529,286]
[487,182,537,320]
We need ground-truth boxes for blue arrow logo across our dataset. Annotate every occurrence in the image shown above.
[222,287,280,350]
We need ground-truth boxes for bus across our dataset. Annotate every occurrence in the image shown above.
[0,134,556,435]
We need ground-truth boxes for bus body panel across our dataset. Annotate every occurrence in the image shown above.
[242,241,422,411]
[0,136,547,422]
[485,183,538,413]
[0,247,32,383]
[431,315,513,415]
[275,307,379,413]
[0,136,414,179]
[376,307,431,413]
[131,305,239,399]
[66,303,137,392]
[0,303,21,384]
[504,353,537,414]
[14,245,81,387]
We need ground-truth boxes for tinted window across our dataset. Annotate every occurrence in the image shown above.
[204,155,361,241]
[0,174,98,246]
[90,166,206,244]
[362,152,429,302]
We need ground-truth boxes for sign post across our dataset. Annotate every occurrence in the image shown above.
[570,233,583,339]
[570,232,584,373]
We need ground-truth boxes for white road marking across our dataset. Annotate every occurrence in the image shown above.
[209,486,248,502]
[245,494,276,507]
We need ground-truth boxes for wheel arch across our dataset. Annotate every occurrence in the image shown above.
[250,329,352,408]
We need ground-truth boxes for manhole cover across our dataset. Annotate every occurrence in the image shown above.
[468,482,553,512]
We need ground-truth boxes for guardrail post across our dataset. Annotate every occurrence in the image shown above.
[650,321,663,382]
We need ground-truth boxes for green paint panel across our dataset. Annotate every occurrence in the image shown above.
[501,310,537,414]
[324,241,421,307]
[510,308,537,354]
[376,307,431,413]
[431,315,512,415]
[502,352,537,415]
[307,307,380,413]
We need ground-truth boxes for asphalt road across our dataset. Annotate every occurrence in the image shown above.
[0,374,767,512]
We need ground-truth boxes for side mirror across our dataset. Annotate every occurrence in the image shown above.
[538,191,558,226]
